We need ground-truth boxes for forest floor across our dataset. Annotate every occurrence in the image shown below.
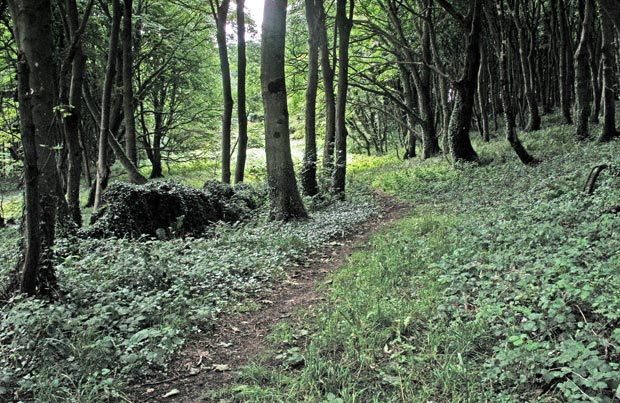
[127,193,411,402]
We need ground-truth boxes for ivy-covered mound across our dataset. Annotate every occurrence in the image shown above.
[87,180,261,238]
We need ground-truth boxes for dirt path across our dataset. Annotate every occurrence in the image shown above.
[129,195,410,403]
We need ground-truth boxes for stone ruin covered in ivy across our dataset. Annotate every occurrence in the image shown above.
[86,180,262,239]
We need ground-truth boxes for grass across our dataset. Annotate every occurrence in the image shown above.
[218,119,620,403]
[0,186,381,402]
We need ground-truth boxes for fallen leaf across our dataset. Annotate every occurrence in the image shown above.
[189,367,200,376]
[162,389,180,398]
[213,364,231,372]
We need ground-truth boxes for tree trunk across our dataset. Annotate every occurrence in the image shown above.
[318,0,336,172]
[332,0,354,198]
[574,0,593,140]
[261,0,308,220]
[598,0,618,142]
[301,0,320,196]
[493,1,538,164]
[122,0,138,165]
[61,0,90,227]
[234,0,248,183]
[9,0,59,295]
[511,0,541,131]
[419,3,440,158]
[555,0,574,124]
[94,0,122,211]
[210,0,233,183]
[444,0,482,163]
[399,65,417,160]
[477,42,491,142]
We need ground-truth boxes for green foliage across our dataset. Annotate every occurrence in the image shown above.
[222,122,620,403]
[0,192,380,402]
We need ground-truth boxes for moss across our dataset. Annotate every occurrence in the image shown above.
[86,180,262,239]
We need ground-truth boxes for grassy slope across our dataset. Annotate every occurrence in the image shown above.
[222,121,620,403]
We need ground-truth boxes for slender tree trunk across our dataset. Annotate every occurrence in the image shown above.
[261,0,307,220]
[61,0,91,227]
[598,0,618,142]
[332,0,354,198]
[9,0,59,295]
[122,0,138,165]
[210,0,233,183]
[94,0,122,211]
[301,0,320,196]
[318,1,336,172]
[555,0,574,124]
[419,3,440,158]
[574,0,593,140]
[234,0,248,183]
[511,0,541,131]
[477,42,491,142]
[398,65,417,159]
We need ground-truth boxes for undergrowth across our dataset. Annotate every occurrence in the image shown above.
[0,195,379,402]
[221,122,620,403]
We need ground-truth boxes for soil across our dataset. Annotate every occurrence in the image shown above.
[128,194,410,403]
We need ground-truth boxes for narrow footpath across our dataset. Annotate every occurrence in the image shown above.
[129,194,410,403]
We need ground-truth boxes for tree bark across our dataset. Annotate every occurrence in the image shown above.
[94,0,122,211]
[489,0,538,164]
[598,0,618,142]
[301,0,320,196]
[61,0,92,227]
[122,0,138,165]
[477,44,490,142]
[318,0,336,172]
[554,0,574,124]
[234,0,248,183]
[511,0,541,131]
[419,1,440,158]
[442,0,482,163]
[9,0,60,295]
[261,0,308,220]
[574,0,593,140]
[210,0,233,183]
[332,0,354,198]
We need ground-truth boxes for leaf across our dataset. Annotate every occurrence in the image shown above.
[213,364,231,372]
[162,389,180,398]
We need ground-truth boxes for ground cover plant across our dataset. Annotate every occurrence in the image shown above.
[0,190,380,402]
[221,122,620,403]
